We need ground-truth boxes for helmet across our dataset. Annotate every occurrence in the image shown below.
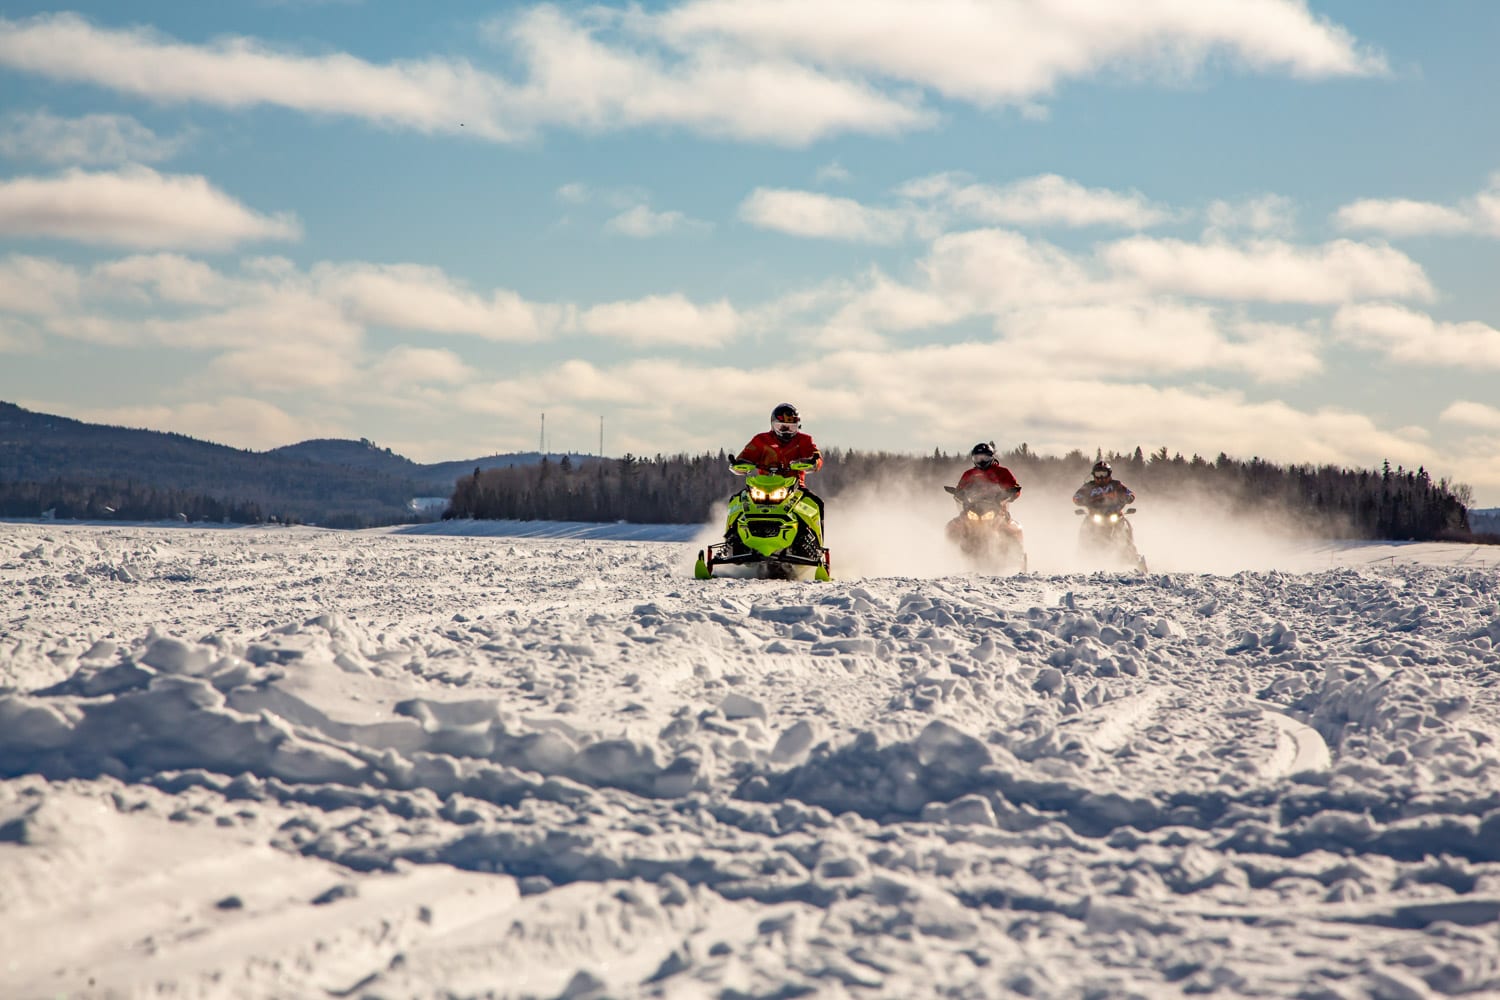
[970,442,995,469]
[771,402,800,441]
[1092,460,1111,480]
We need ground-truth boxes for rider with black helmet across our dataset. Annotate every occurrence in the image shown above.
[956,441,1021,500]
[1073,460,1134,511]
[735,403,822,484]
[731,402,826,520]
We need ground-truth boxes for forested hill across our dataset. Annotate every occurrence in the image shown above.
[264,438,552,491]
[0,402,555,527]
[446,445,1478,542]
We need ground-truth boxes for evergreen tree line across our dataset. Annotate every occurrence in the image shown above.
[445,444,1479,542]
[0,479,270,525]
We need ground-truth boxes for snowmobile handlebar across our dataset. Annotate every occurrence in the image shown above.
[730,460,814,476]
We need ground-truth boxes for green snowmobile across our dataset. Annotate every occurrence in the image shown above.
[695,461,831,581]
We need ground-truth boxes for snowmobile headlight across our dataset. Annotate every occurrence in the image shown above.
[749,486,789,503]
[1108,513,1120,523]
[966,510,980,520]
[981,510,997,520]
[1092,513,1105,524]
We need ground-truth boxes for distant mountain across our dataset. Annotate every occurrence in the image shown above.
[265,438,566,494]
[0,401,587,527]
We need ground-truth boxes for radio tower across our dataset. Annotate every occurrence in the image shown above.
[540,412,545,455]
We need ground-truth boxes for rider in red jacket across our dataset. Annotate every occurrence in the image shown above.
[735,402,823,485]
[956,442,1021,499]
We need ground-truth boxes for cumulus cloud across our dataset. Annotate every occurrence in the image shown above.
[1334,198,1473,237]
[0,110,188,165]
[579,293,740,346]
[204,342,359,390]
[0,13,523,140]
[0,253,83,315]
[656,0,1385,104]
[816,160,851,183]
[902,172,1172,229]
[1333,303,1500,368]
[739,188,920,243]
[314,263,564,340]
[1440,401,1500,431]
[1333,173,1500,238]
[1101,236,1432,303]
[90,253,240,307]
[1205,194,1297,237]
[747,174,1172,244]
[0,10,924,146]
[997,304,1322,383]
[0,167,300,250]
[369,346,475,388]
[605,204,708,237]
[0,3,1381,146]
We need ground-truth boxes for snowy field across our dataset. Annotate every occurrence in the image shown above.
[3,508,1500,999]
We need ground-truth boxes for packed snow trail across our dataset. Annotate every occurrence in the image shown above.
[2,523,1500,998]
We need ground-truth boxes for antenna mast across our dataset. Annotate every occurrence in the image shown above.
[599,415,604,457]
[540,412,545,455]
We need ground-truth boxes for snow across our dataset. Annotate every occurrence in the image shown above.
[3,512,1500,998]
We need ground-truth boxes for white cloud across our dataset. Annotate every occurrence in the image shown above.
[0,11,925,147]
[579,293,740,346]
[369,346,475,388]
[0,167,300,250]
[997,304,1322,383]
[315,263,564,341]
[1333,303,1500,368]
[0,110,188,165]
[1102,237,1432,303]
[816,161,851,183]
[204,342,359,390]
[1205,194,1297,237]
[1334,198,1473,237]
[0,4,1381,146]
[1440,401,1500,431]
[1333,174,1500,238]
[0,13,521,140]
[605,204,707,237]
[0,253,82,315]
[748,173,1169,246]
[499,6,932,144]
[656,0,1385,106]
[903,172,1172,229]
[90,254,239,307]
[921,229,1105,311]
[822,269,965,346]
[739,188,918,243]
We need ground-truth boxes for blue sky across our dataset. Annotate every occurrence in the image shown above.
[3,1,1500,504]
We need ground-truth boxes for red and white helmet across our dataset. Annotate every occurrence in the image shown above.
[771,402,800,441]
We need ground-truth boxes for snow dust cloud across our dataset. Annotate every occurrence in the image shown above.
[684,465,1355,580]
[826,471,1341,578]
